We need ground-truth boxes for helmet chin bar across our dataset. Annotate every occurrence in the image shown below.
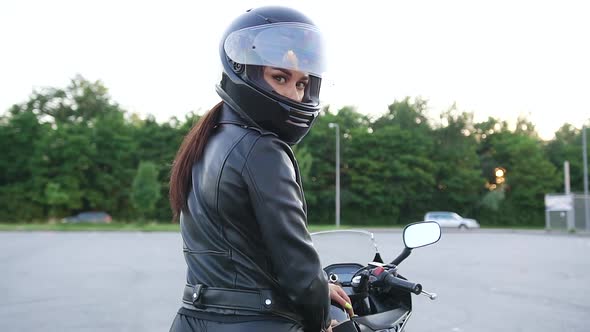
[216,72,318,145]
[286,106,317,128]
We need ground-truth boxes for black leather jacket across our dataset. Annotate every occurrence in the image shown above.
[180,104,330,331]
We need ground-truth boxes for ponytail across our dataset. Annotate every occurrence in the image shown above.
[169,102,223,220]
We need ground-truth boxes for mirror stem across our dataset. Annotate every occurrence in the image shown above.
[391,247,412,266]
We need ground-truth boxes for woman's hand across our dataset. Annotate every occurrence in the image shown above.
[325,319,339,332]
[328,283,354,317]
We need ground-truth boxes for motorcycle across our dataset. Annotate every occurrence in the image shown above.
[310,221,441,332]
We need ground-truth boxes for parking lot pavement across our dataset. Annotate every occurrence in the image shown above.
[1,230,588,331]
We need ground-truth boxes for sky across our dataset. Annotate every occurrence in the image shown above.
[1,0,589,140]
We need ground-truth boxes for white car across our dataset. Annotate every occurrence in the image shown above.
[424,211,480,229]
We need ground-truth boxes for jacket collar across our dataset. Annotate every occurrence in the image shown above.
[218,103,255,127]
[218,103,276,137]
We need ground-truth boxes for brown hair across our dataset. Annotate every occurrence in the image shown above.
[169,101,223,220]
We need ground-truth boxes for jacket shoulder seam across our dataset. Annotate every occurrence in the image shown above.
[240,132,279,174]
[214,128,255,217]
[241,134,292,205]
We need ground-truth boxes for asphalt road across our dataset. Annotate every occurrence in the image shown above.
[0,229,588,332]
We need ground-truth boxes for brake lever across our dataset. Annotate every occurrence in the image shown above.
[420,289,437,300]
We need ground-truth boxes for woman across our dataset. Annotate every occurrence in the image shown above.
[169,6,352,332]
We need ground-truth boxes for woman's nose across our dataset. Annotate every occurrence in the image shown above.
[282,85,301,101]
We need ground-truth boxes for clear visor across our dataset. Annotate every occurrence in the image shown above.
[224,22,326,78]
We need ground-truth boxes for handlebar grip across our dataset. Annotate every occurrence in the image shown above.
[384,273,422,295]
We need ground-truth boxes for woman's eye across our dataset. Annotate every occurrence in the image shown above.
[273,75,286,84]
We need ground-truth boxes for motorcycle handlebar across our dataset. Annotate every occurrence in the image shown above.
[382,272,422,295]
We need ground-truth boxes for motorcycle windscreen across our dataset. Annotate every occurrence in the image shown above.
[310,230,382,268]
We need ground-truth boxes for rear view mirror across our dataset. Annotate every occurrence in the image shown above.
[403,221,441,249]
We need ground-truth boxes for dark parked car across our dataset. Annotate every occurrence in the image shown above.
[62,211,112,224]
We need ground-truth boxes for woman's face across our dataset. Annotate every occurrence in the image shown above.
[263,66,309,102]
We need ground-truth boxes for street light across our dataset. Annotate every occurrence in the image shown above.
[583,126,589,231]
[328,122,340,227]
[494,167,506,185]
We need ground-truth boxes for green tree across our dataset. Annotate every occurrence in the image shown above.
[477,130,560,225]
[131,114,193,220]
[1,76,139,221]
[293,145,313,187]
[131,161,161,220]
[0,73,578,228]
[0,106,48,221]
[31,121,94,215]
[431,108,485,217]
[298,106,372,224]
[23,75,119,124]
[545,124,588,193]
[344,98,436,224]
[86,109,136,218]
[44,182,70,219]
[514,116,540,139]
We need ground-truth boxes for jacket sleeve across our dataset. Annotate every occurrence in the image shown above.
[243,136,331,331]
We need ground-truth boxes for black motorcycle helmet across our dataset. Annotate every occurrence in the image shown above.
[216,6,326,145]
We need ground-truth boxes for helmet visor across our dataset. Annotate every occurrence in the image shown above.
[224,22,326,78]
